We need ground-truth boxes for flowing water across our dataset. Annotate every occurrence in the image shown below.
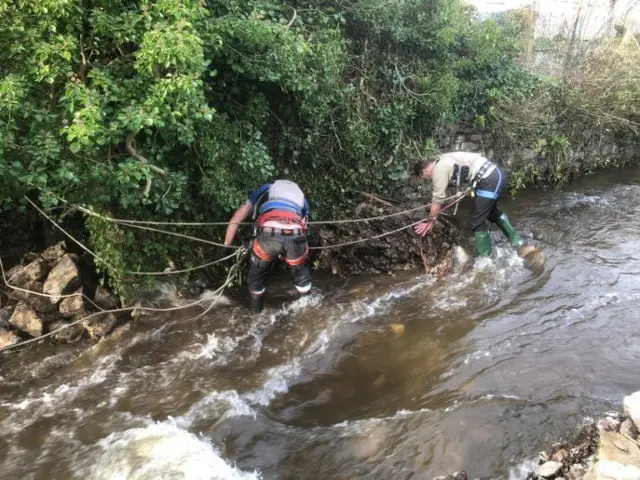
[2,167,640,480]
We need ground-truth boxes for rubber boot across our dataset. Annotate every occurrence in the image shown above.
[250,293,264,313]
[495,213,523,248]
[474,231,492,257]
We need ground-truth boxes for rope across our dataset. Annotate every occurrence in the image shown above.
[309,193,468,250]
[108,218,240,250]
[0,248,247,353]
[42,190,467,228]
[1,192,467,352]
[25,197,237,276]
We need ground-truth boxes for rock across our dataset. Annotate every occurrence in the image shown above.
[535,461,563,478]
[390,323,405,336]
[349,425,388,460]
[470,133,484,142]
[590,430,640,480]
[372,374,387,389]
[43,256,80,304]
[83,312,118,339]
[11,281,58,313]
[92,286,121,311]
[108,323,131,342]
[9,302,43,337]
[41,242,66,261]
[517,245,539,257]
[0,306,13,327]
[598,417,622,432]
[0,329,20,349]
[568,464,587,480]
[623,392,640,432]
[552,448,570,462]
[6,258,48,287]
[59,289,84,317]
[518,245,546,272]
[23,252,40,263]
[620,418,639,439]
[49,320,84,344]
[347,282,376,298]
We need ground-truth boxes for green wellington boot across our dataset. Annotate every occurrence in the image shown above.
[495,213,523,248]
[474,231,492,257]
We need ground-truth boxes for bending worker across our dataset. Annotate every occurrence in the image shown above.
[224,177,312,313]
[413,151,524,257]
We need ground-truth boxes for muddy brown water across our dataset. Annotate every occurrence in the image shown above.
[2,167,640,480]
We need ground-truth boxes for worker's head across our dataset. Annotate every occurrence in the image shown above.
[413,159,435,179]
[275,172,293,182]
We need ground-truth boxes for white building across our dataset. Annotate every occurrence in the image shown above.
[466,0,640,39]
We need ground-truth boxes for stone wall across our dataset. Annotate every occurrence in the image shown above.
[435,123,495,160]
[0,242,125,350]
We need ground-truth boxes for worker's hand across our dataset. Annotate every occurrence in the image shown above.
[414,220,434,237]
[224,239,233,247]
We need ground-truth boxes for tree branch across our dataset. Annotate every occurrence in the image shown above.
[286,7,297,29]
[125,134,166,175]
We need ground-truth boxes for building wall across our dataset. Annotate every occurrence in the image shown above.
[466,0,640,38]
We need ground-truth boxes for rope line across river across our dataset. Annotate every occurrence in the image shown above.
[1,193,467,353]
[40,190,468,229]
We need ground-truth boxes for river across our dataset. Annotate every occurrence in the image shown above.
[2,167,640,480]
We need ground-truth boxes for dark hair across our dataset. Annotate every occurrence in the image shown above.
[276,172,292,181]
[413,160,429,177]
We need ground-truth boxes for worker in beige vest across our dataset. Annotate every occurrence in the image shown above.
[413,152,525,257]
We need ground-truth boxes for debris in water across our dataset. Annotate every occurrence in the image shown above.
[390,323,405,336]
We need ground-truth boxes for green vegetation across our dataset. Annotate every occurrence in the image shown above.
[0,0,638,291]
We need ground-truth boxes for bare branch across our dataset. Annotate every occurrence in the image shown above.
[125,134,166,175]
[286,7,297,29]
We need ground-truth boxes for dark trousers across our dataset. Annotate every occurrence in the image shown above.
[247,229,311,296]
[469,167,505,232]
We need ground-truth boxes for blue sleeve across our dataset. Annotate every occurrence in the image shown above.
[302,198,309,219]
[248,183,271,205]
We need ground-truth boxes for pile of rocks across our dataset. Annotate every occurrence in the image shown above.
[0,242,125,350]
[526,391,640,480]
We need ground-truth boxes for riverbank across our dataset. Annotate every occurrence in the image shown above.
[433,392,640,480]
[522,391,640,480]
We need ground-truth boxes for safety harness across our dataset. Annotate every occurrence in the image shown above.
[438,156,499,206]
[250,189,308,263]
[470,161,501,200]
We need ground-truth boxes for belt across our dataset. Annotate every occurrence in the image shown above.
[475,189,499,200]
[258,227,305,236]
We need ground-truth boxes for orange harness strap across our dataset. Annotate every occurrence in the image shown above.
[284,247,309,266]
[251,240,273,262]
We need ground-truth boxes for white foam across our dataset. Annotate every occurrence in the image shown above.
[83,422,260,480]
[508,458,538,480]
[267,293,323,325]
[329,407,432,435]
[176,390,256,428]
[244,360,301,406]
